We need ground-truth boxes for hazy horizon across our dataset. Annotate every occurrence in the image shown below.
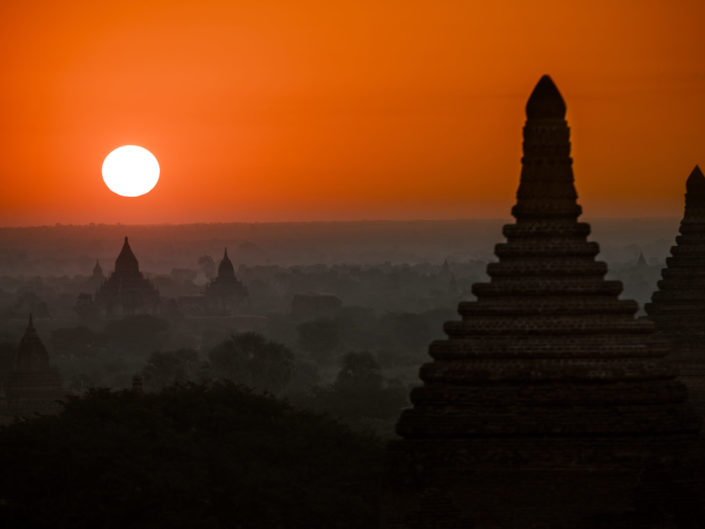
[0,215,683,230]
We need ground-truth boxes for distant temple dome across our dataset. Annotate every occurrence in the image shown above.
[204,249,248,315]
[114,237,140,276]
[3,315,63,421]
[94,237,160,317]
[14,314,50,372]
[217,248,235,279]
[92,259,104,280]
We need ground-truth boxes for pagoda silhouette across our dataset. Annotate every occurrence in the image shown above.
[646,166,705,414]
[3,315,63,421]
[204,248,248,315]
[94,237,160,317]
[383,76,705,528]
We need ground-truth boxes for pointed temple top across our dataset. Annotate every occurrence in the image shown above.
[686,165,705,194]
[115,236,139,275]
[16,312,50,372]
[513,75,577,221]
[218,247,235,278]
[525,75,566,120]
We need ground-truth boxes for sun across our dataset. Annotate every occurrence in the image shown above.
[102,145,160,197]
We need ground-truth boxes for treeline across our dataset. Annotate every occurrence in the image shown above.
[0,383,384,529]
[139,333,410,434]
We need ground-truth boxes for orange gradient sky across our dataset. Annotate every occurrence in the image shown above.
[0,0,703,226]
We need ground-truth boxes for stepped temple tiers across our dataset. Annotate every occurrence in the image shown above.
[383,77,705,528]
[2,315,63,421]
[646,166,705,414]
[95,237,160,317]
[204,249,248,315]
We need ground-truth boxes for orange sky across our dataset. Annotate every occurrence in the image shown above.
[0,0,703,226]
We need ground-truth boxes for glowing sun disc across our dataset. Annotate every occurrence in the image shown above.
[102,145,160,197]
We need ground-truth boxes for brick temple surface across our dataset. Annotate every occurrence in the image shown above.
[383,76,705,528]
[646,166,705,415]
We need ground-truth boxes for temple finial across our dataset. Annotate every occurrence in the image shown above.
[686,165,705,194]
[526,75,566,119]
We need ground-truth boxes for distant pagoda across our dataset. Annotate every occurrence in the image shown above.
[646,165,705,413]
[3,315,63,420]
[94,237,160,317]
[92,259,104,281]
[384,76,704,528]
[204,249,248,315]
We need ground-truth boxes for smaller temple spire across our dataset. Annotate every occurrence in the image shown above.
[525,75,566,119]
[92,259,104,278]
[115,236,139,275]
[15,313,50,372]
[684,165,705,222]
[686,165,705,194]
[217,248,235,279]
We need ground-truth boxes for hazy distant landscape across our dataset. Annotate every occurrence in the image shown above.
[0,218,677,435]
[0,217,680,274]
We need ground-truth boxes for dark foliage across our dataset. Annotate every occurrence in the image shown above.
[297,318,340,363]
[208,332,294,393]
[305,352,408,422]
[0,383,384,529]
[141,348,205,390]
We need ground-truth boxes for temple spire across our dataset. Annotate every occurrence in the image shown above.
[686,164,705,193]
[525,75,566,119]
[646,165,705,414]
[513,75,579,222]
[115,235,139,275]
[15,312,50,372]
[684,165,705,222]
[217,248,235,279]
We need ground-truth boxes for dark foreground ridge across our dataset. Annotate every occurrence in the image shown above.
[0,383,383,529]
[383,77,705,528]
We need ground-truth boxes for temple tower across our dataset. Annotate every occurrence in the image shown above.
[92,259,104,282]
[383,76,704,528]
[204,249,248,315]
[94,237,160,317]
[4,315,63,419]
[646,166,705,413]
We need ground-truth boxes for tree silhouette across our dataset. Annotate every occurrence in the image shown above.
[142,348,204,390]
[0,383,383,529]
[208,332,294,393]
